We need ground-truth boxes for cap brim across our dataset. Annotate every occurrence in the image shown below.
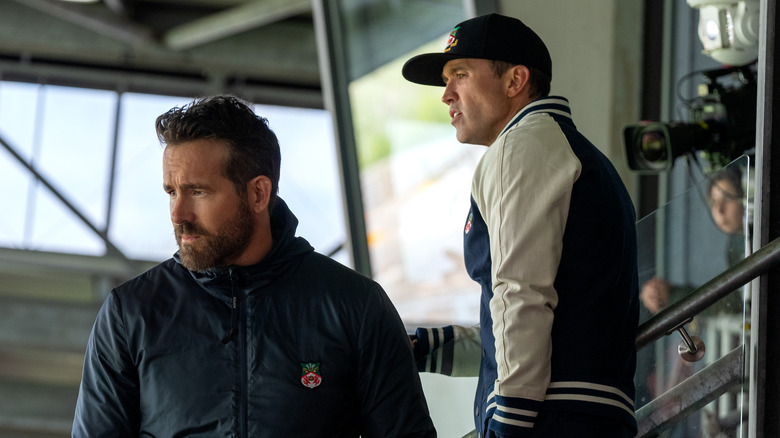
[402,52,464,86]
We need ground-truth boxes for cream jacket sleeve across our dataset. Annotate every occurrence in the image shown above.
[471,113,581,402]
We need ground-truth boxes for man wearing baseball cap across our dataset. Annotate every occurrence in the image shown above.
[404,13,639,438]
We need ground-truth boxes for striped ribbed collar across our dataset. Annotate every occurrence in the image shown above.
[499,95,572,137]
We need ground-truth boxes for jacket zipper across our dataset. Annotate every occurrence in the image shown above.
[230,269,248,438]
[240,290,248,437]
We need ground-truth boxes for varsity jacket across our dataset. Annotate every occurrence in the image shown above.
[414,96,639,437]
[73,198,436,438]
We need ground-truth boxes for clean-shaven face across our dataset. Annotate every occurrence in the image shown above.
[441,58,514,146]
[163,139,255,271]
[709,179,744,235]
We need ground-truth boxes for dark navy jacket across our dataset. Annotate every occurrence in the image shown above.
[73,198,436,438]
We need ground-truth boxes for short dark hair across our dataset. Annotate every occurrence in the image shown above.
[489,60,551,100]
[155,95,281,210]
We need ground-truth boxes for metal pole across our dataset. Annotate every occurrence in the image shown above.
[103,90,123,236]
[751,0,780,435]
[311,0,372,276]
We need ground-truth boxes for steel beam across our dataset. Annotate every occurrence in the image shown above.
[7,0,155,46]
[163,0,311,50]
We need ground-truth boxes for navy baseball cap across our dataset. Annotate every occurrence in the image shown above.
[402,13,552,86]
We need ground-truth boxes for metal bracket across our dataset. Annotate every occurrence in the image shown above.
[666,317,706,362]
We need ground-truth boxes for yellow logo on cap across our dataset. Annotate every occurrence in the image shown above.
[444,26,459,52]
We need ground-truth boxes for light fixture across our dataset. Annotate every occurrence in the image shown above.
[687,0,760,65]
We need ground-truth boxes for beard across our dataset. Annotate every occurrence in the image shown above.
[174,197,256,271]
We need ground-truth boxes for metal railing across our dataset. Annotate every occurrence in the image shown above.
[636,237,780,351]
[633,236,780,436]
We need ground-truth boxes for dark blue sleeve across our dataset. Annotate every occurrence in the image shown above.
[355,282,437,438]
[72,291,140,437]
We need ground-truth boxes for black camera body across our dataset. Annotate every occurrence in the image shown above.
[623,64,757,173]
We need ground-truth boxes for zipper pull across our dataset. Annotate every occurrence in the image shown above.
[222,270,238,344]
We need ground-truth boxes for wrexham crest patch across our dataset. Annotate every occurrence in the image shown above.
[445,26,460,52]
[300,362,322,389]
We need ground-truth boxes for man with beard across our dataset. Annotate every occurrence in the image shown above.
[72,95,436,438]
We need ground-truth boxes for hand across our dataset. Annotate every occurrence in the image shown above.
[408,334,426,362]
[640,277,671,314]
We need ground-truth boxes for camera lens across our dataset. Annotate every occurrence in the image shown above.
[623,122,675,172]
[640,130,668,163]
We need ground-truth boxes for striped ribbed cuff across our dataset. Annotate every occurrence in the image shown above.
[413,326,454,374]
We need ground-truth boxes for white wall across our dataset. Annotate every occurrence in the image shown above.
[499,0,644,203]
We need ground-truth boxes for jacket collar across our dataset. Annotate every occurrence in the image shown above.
[499,95,573,138]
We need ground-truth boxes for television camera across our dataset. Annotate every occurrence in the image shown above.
[623,0,759,173]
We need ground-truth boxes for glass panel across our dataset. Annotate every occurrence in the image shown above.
[0,82,37,248]
[337,0,466,83]
[343,0,477,324]
[257,104,347,264]
[332,1,477,435]
[37,87,117,233]
[353,57,485,324]
[110,93,186,261]
[0,81,38,157]
[635,156,751,437]
[0,83,114,255]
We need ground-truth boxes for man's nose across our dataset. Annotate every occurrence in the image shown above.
[441,82,456,105]
[170,196,194,225]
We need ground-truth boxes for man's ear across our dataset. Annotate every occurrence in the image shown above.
[247,175,272,214]
[507,65,531,98]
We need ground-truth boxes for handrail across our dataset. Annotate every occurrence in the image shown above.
[636,236,780,351]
